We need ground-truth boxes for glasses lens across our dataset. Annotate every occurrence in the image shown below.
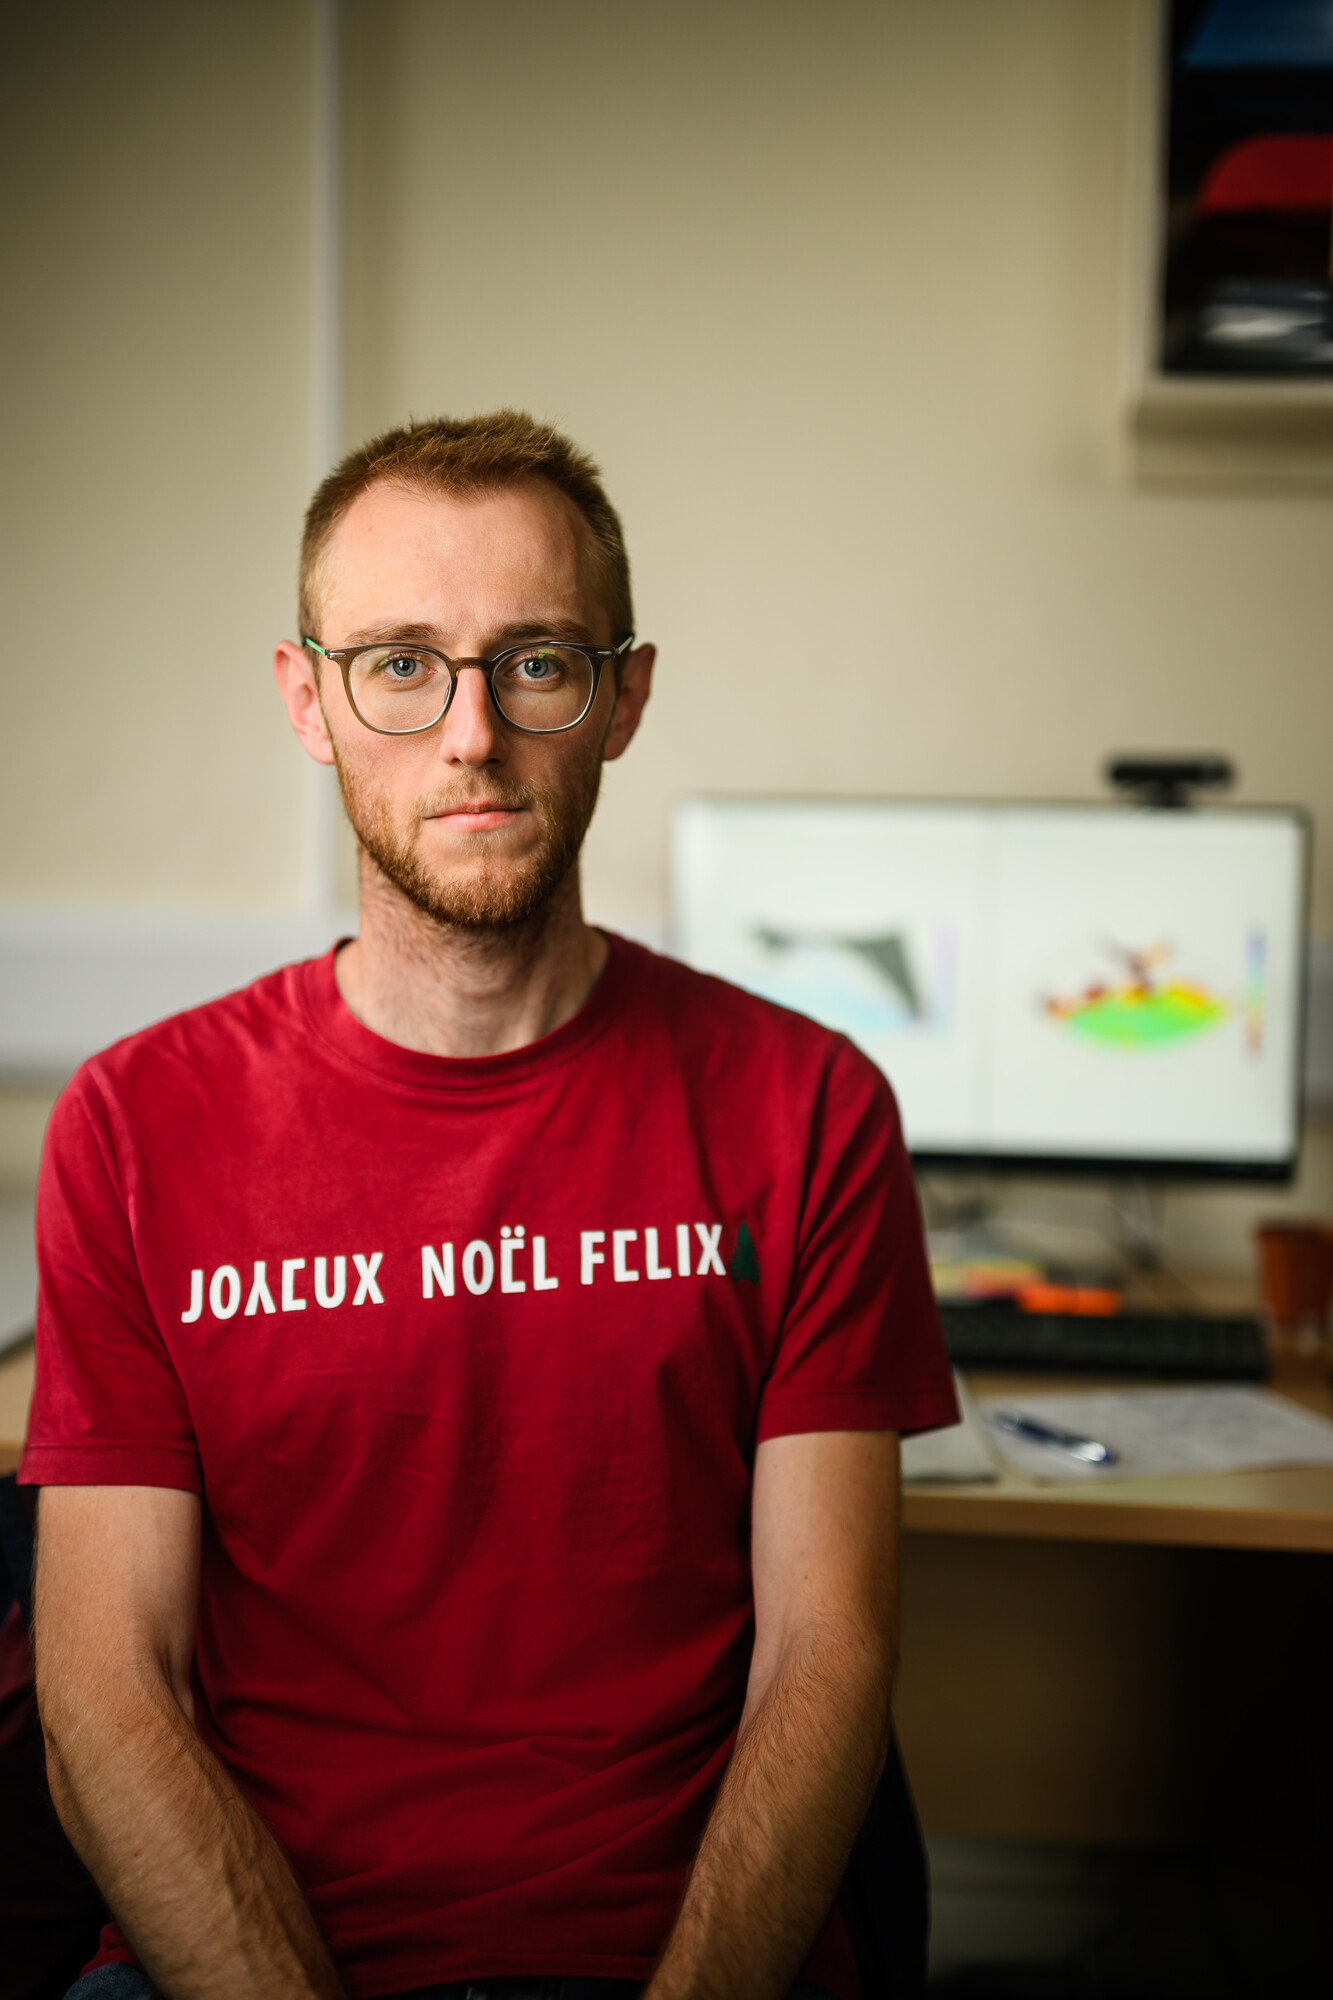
[492,645,595,731]
[348,648,451,732]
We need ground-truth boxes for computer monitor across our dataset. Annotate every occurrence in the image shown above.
[670,797,1309,1181]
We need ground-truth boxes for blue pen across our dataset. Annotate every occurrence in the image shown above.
[992,1410,1118,1466]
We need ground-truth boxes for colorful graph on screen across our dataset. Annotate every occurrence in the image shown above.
[742,925,957,1038]
[1039,937,1258,1052]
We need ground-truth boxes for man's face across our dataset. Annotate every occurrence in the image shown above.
[276,477,652,930]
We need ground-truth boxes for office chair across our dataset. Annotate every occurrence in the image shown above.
[1,1475,108,2000]
[839,1731,930,1998]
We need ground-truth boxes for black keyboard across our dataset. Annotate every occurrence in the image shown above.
[939,1300,1268,1380]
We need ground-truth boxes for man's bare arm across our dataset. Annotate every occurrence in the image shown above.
[35,1484,345,2000]
[646,1429,900,2000]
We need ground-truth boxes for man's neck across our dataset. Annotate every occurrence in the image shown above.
[334,856,608,1058]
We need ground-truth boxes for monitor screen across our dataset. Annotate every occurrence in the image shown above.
[669,798,1308,1179]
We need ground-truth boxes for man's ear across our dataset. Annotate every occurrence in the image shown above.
[602,643,655,764]
[274,641,336,767]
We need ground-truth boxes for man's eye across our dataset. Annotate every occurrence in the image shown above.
[515,652,558,681]
[359,650,437,687]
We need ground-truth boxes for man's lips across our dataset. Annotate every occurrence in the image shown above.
[426,803,527,833]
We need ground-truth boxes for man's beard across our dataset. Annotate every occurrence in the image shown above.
[331,748,602,933]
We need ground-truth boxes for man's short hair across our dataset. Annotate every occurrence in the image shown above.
[299,410,634,642]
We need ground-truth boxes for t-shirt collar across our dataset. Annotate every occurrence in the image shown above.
[300,928,631,1095]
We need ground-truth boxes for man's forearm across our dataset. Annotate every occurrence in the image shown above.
[43,1675,344,2000]
[645,1629,893,2000]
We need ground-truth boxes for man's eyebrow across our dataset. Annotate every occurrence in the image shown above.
[339,621,445,647]
[337,618,601,650]
[495,619,601,645]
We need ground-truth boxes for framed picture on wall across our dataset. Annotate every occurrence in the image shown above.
[1123,0,1333,473]
[1160,0,1332,378]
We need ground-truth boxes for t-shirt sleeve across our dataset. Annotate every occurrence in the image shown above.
[756,1038,958,1443]
[18,1070,201,1492]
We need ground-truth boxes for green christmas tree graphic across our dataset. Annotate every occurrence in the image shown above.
[728,1222,760,1284]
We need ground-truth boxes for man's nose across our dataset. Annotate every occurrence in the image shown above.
[437,663,506,766]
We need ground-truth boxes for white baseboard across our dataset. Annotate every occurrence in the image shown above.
[927,1835,1110,1978]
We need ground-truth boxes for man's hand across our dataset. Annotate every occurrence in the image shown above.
[35,1485,345,2000]
[645,1429,900,2000]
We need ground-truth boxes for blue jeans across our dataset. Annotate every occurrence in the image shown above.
[66,1970,839,2000]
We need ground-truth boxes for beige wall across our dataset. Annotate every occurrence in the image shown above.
[2,0,1330,1258]
[0,0,315,909]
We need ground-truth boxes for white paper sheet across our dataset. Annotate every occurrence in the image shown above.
[976,1385,1333,1484]
[901,1373,999,1483]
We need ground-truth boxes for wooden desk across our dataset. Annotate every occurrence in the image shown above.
[905,1367,1333,1554]
[896,1356,1333,1844]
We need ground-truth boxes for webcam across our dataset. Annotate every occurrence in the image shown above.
[1105,756,1235,809]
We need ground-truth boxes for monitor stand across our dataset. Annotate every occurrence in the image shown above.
[921,1174,1165,1290]
[1110,1178,1167,1271]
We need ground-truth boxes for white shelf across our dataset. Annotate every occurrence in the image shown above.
[0,1195,36,1354]
[0,906,356,1080]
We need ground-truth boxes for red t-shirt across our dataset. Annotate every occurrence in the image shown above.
[22,936,956,1998]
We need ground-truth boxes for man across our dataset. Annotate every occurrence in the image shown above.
[23,412,957,2000]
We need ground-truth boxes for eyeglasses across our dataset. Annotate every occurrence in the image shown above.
[302,632,635,736]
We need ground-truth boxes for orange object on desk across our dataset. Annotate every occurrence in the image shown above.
[1017,1282,1123,1316]
[1255,1222,1333,1332]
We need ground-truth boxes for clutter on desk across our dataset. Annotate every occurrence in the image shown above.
[976,1384,1333,1484]
[931,1252,1124,1310]
[928,1223,1124,1316]
[929,1251,1044,1299]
